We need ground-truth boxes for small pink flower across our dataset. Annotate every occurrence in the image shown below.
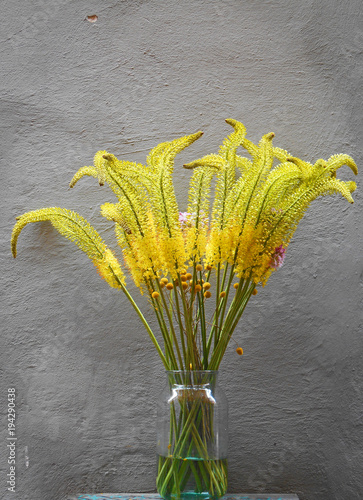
[179,212,189,225]
[270,244,286,269]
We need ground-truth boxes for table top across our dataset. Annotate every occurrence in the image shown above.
[65,494,300,500]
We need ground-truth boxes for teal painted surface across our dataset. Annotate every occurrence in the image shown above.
[66,495,299,500]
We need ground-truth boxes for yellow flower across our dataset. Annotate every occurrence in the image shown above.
[94,248,125,289]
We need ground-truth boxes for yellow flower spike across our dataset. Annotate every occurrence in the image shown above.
[94,248,126,289]
[11,121,358,377]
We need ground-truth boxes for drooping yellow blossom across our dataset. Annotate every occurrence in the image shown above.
[11,207,126,289]
[94,248,125,289]
[11,120,358,374]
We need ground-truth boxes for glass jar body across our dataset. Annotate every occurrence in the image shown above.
[156,371,228,500]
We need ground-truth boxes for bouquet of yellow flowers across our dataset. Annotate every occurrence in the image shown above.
[11,119,357,499]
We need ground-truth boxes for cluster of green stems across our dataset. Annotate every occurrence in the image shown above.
[114,260,255,371]
[157,393,227,498]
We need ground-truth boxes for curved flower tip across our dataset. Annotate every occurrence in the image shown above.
[270,244,286,269]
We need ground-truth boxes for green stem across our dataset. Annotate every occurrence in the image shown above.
[150,293,179,370]
[157,280,184,369]
[116,279,169,369]
[173,287,188,366]
[214,263,221,348]
[210,279,255,369]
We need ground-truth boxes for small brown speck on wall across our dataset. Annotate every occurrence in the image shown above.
[87,14,98,22]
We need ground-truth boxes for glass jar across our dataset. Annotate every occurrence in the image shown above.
[156,370,228,500]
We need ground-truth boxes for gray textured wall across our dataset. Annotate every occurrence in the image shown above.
[1,1,362,499]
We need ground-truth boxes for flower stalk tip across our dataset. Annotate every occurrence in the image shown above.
[11,120,357,372]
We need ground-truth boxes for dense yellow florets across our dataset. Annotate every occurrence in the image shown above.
[12,121,357,297]
[10,120,357,374]
[94,248,125,289]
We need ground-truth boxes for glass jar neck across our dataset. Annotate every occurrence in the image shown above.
[166,370,218,387]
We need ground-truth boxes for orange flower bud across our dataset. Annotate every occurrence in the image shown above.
[252,288,258,295]
[186,273,192,280]
[203,282,211,290]
[196,264,203,272]
[180,275,188,282]
[220,291,226,298]
[182,282,188,290]
[166,283,174,290]
[204,290,212,299]
[236,347,243,356]
[233,283,239,289]
[152,291,160,299]
[195,284,202,292]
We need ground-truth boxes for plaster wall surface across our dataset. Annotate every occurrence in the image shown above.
[1,1,362,499]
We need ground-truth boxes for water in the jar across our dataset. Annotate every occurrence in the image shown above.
[157,454,228,500]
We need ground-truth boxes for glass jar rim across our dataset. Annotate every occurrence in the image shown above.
[166,370,218,374]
